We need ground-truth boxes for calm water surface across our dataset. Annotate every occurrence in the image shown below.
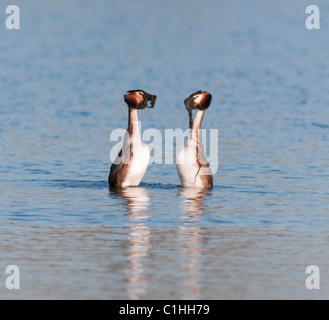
[1,0,329,299]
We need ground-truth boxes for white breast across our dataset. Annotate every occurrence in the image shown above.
[176,140,206,188]
[122,141,150,187]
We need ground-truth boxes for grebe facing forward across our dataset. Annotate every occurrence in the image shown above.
[109,90,157,188]
[176,90,213,189]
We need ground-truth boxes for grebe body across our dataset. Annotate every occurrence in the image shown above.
[176,91,213,189]
[109,90,156,188]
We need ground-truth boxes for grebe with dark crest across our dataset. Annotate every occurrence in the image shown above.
[109,90,157,188]
[176,90,213,189]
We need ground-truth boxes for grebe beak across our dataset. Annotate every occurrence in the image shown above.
[144,92,157,109]
[184,95,197,110]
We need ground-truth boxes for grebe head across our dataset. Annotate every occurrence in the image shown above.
[184,90,212,111]
[124,90,157,109]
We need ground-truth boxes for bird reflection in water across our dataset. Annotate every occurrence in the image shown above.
[178,188,210,299]
[111,187,150,299]
[178,188,210,216]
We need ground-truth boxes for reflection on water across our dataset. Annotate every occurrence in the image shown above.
[112,187,150,216]
[177,188,209,299]
[111,187,210,299]
[178,188,211,215]
[111,187,151,299]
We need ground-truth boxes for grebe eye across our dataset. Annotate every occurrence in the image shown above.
[138,92,144,96]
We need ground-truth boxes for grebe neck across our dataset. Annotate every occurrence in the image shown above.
[127,107,141,139]
[190,109,205,141]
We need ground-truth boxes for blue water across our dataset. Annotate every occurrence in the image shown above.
[1,0,329,299]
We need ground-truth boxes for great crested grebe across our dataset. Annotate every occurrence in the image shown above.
[109,90,156,188]
[176,90,213,189]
